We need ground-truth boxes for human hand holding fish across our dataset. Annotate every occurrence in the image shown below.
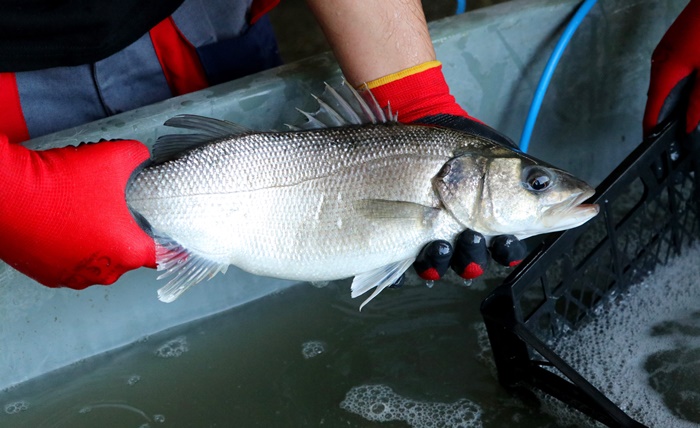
[0,0,596,310]
[301,0,533,296]
[0,135,156,289]
[0,78,598,309]
[362,60,529,285]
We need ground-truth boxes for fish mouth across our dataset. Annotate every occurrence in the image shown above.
[543,189,599,231]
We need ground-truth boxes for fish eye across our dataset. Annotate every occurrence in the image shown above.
[523,166,554,192]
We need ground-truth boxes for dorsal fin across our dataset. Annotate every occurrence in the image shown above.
[152,115,252,162]
[288,80,397,130]
[163,114,251,137]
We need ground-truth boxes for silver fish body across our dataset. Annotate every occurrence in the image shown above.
[126,84,598,307]
[128,124,469,283]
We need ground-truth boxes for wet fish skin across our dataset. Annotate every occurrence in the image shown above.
[125,80,598,307]
[127,123,468,281]
[126,119,598,307]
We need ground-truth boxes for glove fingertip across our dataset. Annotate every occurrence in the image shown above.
[449,230,489,279]
[414,240,453,281]
[460,261,486,280]
[417,267,442,281]
[490,235,527,267]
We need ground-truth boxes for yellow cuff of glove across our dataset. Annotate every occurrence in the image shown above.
[363,60,442,90]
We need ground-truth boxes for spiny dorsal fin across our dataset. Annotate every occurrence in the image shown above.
[289,80,397,130]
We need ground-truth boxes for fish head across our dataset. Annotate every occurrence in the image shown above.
[434,150,599,240]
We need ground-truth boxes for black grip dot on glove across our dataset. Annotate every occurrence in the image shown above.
[450,230,489,280]
[413,240,453,281]
[489,235,527,267]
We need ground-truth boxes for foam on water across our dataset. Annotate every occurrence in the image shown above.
[4,400,28,415]
[154,336,189,359]
[127,375,141,386]
[340,384,482,427]
[301,340,326,359]
[546,243,700,426]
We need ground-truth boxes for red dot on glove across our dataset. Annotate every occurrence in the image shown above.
[461,262,484,279]
[509,260,522,268]
[418,267,441,281]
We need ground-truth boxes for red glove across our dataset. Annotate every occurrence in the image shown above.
[0,135,156,289]
[364,60,473,123]
[364,61,527,281]
[644,0,700,137]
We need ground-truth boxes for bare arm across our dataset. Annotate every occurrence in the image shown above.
[304,0,436,86]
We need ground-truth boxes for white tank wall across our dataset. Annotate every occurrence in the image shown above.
[1,0,685,390]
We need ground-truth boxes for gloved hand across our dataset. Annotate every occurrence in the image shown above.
[643,0,700,139]
[364,61,527,282]
[0,135,156,289]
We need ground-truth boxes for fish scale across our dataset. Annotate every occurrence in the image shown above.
[131,124,472,197]
[125,84,598,307]
[127,124,472,278]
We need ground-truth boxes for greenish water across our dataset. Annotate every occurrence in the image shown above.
[0,272,561,428]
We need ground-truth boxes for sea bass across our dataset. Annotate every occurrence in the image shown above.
[126,83,599,308]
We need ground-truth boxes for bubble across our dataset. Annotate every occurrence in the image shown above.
[340,384,481,428]
[310,281,329,288]
[301,341,326,359]
[127,375,141,386]
[370,403,385,414]
[4,401,29,415]
[544,244,700,427]
[155,336,189,359]
[153,414,165,423]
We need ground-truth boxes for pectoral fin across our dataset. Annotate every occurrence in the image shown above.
[351,258,416,310]
[353,199,438,224]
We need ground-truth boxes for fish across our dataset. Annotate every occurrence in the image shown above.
[125,81,599,309]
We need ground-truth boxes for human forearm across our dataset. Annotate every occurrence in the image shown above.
[304,0,436,86]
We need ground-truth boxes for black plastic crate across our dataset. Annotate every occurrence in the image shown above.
[480,119,700,428]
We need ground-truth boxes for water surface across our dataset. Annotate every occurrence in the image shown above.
[1,270,559,428]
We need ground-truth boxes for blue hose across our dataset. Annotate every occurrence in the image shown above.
[518,0,597,153]
[456,0,467,15]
